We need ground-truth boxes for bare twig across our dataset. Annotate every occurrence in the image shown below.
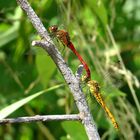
[15,0,100,139]
[0,114,80,124]
[75,64,84,81]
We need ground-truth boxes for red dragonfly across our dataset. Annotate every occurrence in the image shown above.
[49,25,91,81]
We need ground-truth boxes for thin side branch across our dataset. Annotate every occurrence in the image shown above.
[0,114,80,124]
[16,0,100,139]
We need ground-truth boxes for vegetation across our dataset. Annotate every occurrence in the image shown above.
[0,0,140,139]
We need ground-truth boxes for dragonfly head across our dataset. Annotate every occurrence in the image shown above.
[49,25,58,33]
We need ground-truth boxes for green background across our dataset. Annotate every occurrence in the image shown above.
[0,0,140,139]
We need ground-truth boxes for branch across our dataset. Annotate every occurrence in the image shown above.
[16,0,100,139]
[0,114,80,124]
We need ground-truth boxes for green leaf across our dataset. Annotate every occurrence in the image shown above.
[35,48,56,87]
[0,7,22,47]
[0,24,18,48]
[60,121,88,140]
[0,84,64,119]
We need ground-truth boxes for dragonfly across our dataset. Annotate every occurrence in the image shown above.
[49,25,91,82]
[49,25,119,130]
[87,80,119,129]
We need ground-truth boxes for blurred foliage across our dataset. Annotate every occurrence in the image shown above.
[0,0,140,139]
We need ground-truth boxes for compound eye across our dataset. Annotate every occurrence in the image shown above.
[49,25,58,32]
